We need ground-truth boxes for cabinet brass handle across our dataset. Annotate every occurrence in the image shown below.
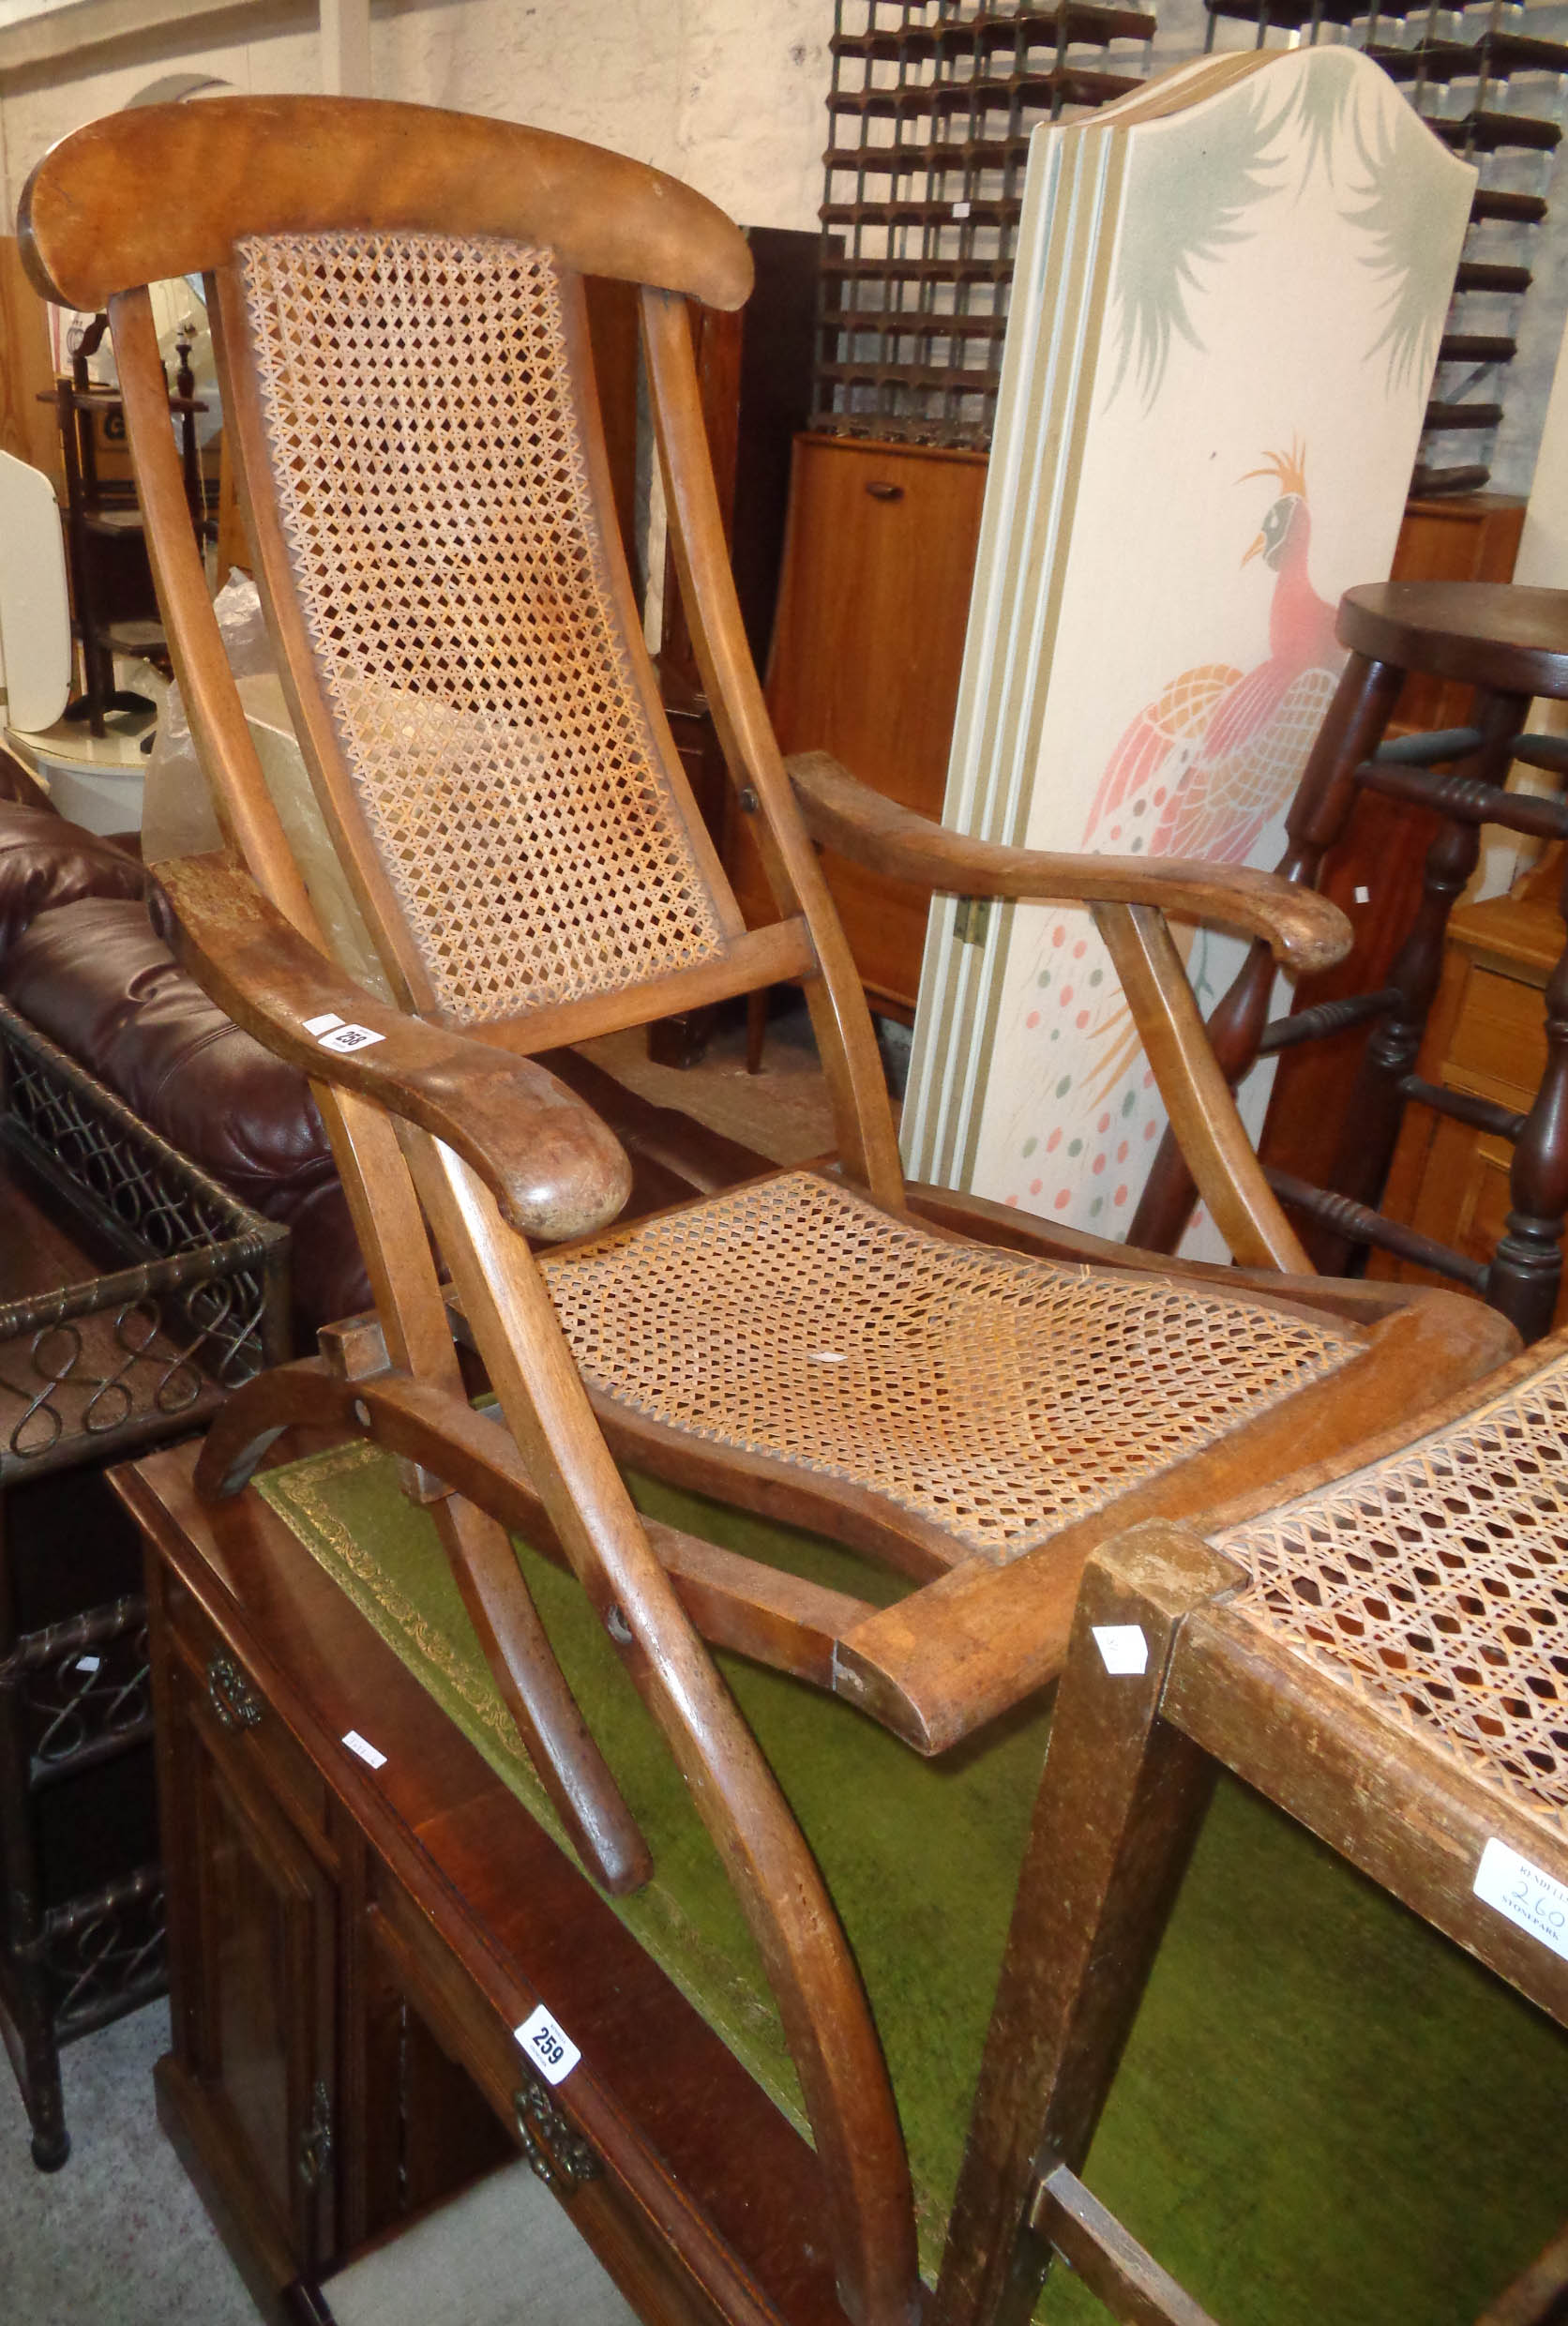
[205,1654,262,1733]
[514,2081,599,2197]
[297,2079,332,2189]
[865,480,904,501]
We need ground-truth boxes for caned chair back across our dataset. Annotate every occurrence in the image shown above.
[229,226,733,1024]
[20,98,899,1195]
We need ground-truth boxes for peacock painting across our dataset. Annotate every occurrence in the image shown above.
[901,42,1476,1247]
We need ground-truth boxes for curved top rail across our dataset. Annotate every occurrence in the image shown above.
[19,96,754,312]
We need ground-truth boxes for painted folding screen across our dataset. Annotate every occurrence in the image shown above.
[900,46,1473,1252]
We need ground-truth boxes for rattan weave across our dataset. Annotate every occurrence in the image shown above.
[542,1172,1356,1563]
[1215,1354,1568,1833]
[237,231,726,1024]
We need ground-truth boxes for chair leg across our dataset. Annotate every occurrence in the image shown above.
[1475,2216,1568,2326]
[935,1524,1241,2326]
[746,985,770,1075]
[1316,687,1527,1273]
[409,1129,922,2326]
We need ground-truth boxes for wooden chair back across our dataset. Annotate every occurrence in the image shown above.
[20,95,903,1200]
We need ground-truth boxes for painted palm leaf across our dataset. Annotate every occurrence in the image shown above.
[1109,80,1290,409]
[1349,93,1461,399]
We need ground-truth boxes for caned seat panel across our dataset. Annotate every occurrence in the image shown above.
[235,230,727,1025]
[1214,1352,1568,1835]
[540,1172,1357,1564]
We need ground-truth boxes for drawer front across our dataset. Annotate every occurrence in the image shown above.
[162,1576,329,1847]
[1447,964,1545,1109]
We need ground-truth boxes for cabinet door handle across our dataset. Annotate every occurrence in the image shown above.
[297,2079,332,2188]
[865,480,904,501]
[205,1653,262,1733]
[514,2082,599,2197]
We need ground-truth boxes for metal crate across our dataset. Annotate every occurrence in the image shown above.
[0,993,290,2167]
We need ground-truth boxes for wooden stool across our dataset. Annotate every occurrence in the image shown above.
[941,1328,1568,2326]
[1134,582,1568,1343]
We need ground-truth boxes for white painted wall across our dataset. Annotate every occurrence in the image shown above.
[7,0,1565,498]
[0,8,319,219]
[0,0,836,233]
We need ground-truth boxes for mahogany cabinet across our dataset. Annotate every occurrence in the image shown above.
[153,1568,344,2289]
[125,1436,852,2326]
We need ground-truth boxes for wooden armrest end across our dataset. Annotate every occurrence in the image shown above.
[787,750,1350,973]
[152,853,631,1243]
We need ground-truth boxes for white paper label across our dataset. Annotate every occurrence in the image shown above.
[1473,1838,1568,1962]
[1092,1624,1150,1676]
[342,1729,386,1771]
[75,1654,100,1675]
[952,200,971,219]
[302,1012,343,1035]
[515,2002,580,2085]
[1353,885,1371,905]
[318,1022,384,1054]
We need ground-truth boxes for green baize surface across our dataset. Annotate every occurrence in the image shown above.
[259,1440,1568,2321]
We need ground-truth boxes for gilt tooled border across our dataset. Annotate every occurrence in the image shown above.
[256,1442,807,2135]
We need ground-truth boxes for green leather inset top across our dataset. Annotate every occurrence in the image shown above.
[260,1440,1568,2320]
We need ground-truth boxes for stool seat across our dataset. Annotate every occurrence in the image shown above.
[1215,1346,1568,1836]
[1338,580,1568,695]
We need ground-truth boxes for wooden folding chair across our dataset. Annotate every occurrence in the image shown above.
[20,97,1517,2326]
[942,1329,1568,2326]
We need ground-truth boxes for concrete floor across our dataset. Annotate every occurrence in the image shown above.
[0,2001,257,2326]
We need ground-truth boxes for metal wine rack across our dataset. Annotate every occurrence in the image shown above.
[813,0,1157,446]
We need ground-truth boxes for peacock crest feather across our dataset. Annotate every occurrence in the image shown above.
[1239,438,1308,498]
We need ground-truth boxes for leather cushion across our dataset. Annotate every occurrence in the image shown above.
[0,800,147,963]
[2,896,370,1337]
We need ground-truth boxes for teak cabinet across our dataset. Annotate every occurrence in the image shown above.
[754,436,1522,1053]
[748,433,988,1020]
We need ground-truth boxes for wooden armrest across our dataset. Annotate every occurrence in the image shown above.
[787,750,1350,974]
[153,853,631,1243]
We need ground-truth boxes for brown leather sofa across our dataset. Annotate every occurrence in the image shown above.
[0,760,761,1349]
[0,780,370,1341]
